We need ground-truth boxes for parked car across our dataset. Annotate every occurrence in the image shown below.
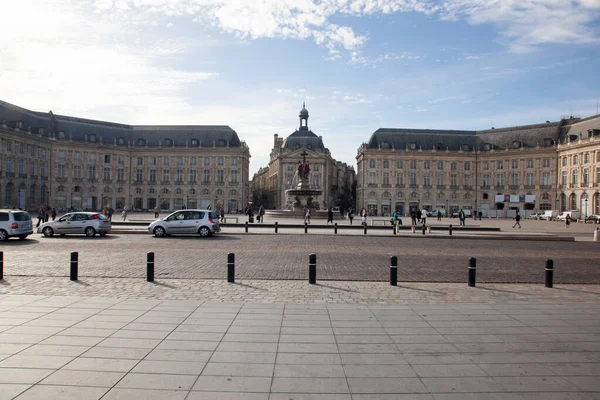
[585,214,600,223]
[539,210,559,220]
[556,210,581,222]
[526,212,544,220]
[0,209,33,241]
[148,209,221,237]
[38,212,111,237]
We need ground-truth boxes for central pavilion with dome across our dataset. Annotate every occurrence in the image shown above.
[251,104,355,210]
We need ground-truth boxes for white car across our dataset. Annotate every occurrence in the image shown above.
[0,210,33,241]
[148,209,221,237]
[38,212,111,237]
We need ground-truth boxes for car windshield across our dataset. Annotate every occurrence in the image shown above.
[13,212,31,221]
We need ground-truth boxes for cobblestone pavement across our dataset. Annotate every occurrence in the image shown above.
[2,234,600,283]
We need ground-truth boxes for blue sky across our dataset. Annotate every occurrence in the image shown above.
[2,0,600,175]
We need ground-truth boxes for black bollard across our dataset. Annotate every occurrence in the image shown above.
[393,222,397,235]
[468,257,476,287]
[422,224,426,235]
[364,224,367,235]
[390,255,398,286]
[227,253,235,283]
[0,251,3,280]
[275,222,278,234]
[245,221,248,233]
[304,223,308,234]
[545,259,554,288]
[70,252,78,281]
[449,224,453,236]
[334,223,338,234]
[309,253,316,284]
[147,252,155,282]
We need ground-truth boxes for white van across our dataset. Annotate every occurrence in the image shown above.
[540,210,559,220]
[557,210,580,221]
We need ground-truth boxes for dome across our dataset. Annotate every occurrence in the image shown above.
[299,102,309,117]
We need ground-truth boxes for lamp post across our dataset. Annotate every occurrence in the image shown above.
[446,199,448,218]
[70,192,73,212]
[585,198,588,219]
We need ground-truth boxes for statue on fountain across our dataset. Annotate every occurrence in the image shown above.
[297,151,310,181]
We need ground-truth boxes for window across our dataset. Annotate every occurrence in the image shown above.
[436,173,444,186]
[383,172,390,185]
[191,157,197,166]
[164,138,172,146]
[497,161,504,170]
[562,157,567,167]
[231,170,238,183]
[190,139,199,146]
[527,159,533,168]
[162,169,170,183]
[561,171,567,186]
[512,141,521,149]
[6,142,12,152]
[74,152,81,162]
[89,153,97,163]
[369,172,376,184]
[118,156,125,165]
[464,162,471,171]
[5,158,13,173]
[218,157,224,166]
[30,146,35,157]
[397,160,403,169]
[424,161,430,170]
[571,170,577,185]
[511,173,519,186]
[483,174,490,186]
[41,163,47,177]
[103,167,110,181]
[217,170,224,183]
[18,159,24,175]
[204,157,211,166]
[410,161,417,169]
[57,150,65,160]
[437,161,444,170]
[526,173,534,186]
[450,174,457,186]
[543,173,551,186]
[88,134,96,142]
[584,153,590,164]
[136,169,143,183]
[496,173,504,187]
[409,143,417,150]
[104,155,111,163]
[464,175,472,186]
[369,160,376,168]
[483,162,489,170]
[177,157,183,166]
[543,159,551,168]
[232,157,238,166]
[423,174,430,186]
[163,156,170,166]
[451,162,457,170]
[57,131,66,139]
[73,165,81,179]
[597,168,600,186]
[573,155,578,165]
[203,170,210,182]
[176,169,183,182]
[512,160,518,169]
[57,164,66,178]
[117,168,124,181]
[41,149,46,159]
[137,157,143,166]
[19,143,24,154]
[410,172,417,185]
[149,169,156,183]
[189,169,197,183]
[583,169,590,185]
[30,161,35,175]
[88,166,96,180]
[138,138,146,146]
[396,174,404,185]
[383,160,389,169]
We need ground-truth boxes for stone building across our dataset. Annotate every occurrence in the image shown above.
[0,100,250,213]
[251,104,355,210]
[356,115,600,217]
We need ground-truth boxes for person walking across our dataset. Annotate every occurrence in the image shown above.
[122,208,128,221]
[410,211,416,225]
[437,210,442,221]
[108,207,114,221]
[421,209,427,225]
[327,207,334,224]
[51,208,57,221]
[36,208,44,228]
[258,205,265,223]
[360,207,367,226]
[392,210,398,229]
[566,214,571,228]
[154,206,160,219]
[513,213,522,228]
[305,207,311,224]
[220,205,225,223]
[459,209,465,227]
[348,208,354,225]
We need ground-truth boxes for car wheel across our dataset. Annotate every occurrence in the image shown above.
[199,226,211,237]
[154,226,166,237]
[18,235,28,240]
[42,227,54,237]
[85,227,96,237]
[0,229,8,241]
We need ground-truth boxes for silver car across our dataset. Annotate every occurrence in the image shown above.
[148,209,220,237]
[0,210,33,241]
[38,212,111,237]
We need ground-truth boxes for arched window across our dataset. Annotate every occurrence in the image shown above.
[216,189,223,195]
[483,193,489,200]
[148,188,155,194]
[58,186,66,192]
[117,187,124,193]
[542,193,549,200]
[410,192,418,199]
[104,187,111,193]
[189,189,196,195]
[176,188,182,195]
[162,188,169,194]
[229,189,237,196]
[452,193,458,200]
[465,193,471,200]
[135,188,142,194]
[202,189,210,195]
[368,191,377,198]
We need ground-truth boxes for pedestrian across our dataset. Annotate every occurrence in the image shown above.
[566,214,571,228]
[220,205,225,223]
[108,207,114,221]
[340,208,344,219]
[36,208,43,228]
[304,207,311,224]
[245,205,254,223]
[51,208,57,221]
[459,209,465,227]
[478,211,483,220]
[411,211,416,225]
[513,213,522,228]
[348,208,354,225]
[122,208,128,221]
[421,209,427,225]
[327,207,334,224]
[392,210,398,228]
[154,206,159,219]
[437,210,442,221]
[360,208,367,226]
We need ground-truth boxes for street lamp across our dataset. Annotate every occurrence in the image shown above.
[585,198,588,219]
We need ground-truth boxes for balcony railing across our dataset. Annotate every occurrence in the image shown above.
[19,173,28,179]
[395,184,405,188]
[41,176,48,181]
[160,180,170,185]
[524,185,536,189]
[381,184,392,188]
[480,185,490,189]
[117,180,126,184]
[73,178,83,183]
[450,185,459,190]
[147,181,155,185]
[423,184,432,189]
[56,177,67,182]
[88,178,98,183]
[409,184,419,189]
[540,185,552,189]
[103,179,113,184]
[509,185,520,189]
[367,183,378,188]
[436,185,446,189]
[29,174,38,180]
[463,185,473,190]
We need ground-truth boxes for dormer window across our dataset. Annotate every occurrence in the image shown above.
[137,138,146,146]
[88,134,96,142]
[116,137,125,145]
[483,143,491,151]
[512,141,521,149]
[409,142,417,150]
[218,139,227,146]
[38,128,44,135]
[461,144,470,151]
[295,143,300,150]
[307,143,312,150]
[164,138,172,146]
[434,143,443,150]
[57,131,66,140]
[190,139,199,147]
[543,138,554,147]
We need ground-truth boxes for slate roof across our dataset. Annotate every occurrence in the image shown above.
[281,129,327,152]
[0,100,242,147]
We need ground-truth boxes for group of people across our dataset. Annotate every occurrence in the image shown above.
[410,209,429,225]
[101,206,115,221]
[245,205,265,223]
[36,206,57,227]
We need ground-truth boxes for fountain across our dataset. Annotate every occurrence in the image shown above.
[285,150,322,210]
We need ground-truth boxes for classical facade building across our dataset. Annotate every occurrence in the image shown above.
[251,104,355,210]
[356,115,600,217]
[0,100,250,212]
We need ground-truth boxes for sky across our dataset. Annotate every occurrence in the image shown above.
[1,0,600,175]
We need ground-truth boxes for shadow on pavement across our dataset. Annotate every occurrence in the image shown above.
[317,283,359,293]
[150,281,177,289]
[0,238,40,246]
[37,235,118,241]
[395,285,446,294]
[476,286,534,295]
[553,286,600,295]
[233,282,268,291]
